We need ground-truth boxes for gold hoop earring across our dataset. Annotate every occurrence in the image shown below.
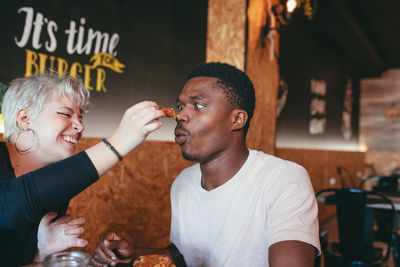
[15,128,37,153]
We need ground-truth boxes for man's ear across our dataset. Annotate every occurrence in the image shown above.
[231,109,248,131]
[16,108,31,129]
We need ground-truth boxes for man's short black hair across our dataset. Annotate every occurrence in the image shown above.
[187,62,255,136]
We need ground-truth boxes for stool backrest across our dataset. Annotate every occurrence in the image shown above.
[316,188,395,262]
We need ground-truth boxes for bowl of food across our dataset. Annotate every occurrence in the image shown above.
[133,255,175,267]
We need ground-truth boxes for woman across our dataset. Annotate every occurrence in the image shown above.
[0,73,166,266]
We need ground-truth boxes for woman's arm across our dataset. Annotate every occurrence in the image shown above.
[0,151,98,228]
[0,101,165,229]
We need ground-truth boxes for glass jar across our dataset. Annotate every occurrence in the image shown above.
[43,251,91,267]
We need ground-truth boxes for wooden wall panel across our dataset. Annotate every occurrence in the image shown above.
[206,0,246,69]
[68,139,192,253]
[360,69,400,151]
[246,0,280,154]
[276,148,366,220]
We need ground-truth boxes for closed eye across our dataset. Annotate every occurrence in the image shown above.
[57,112,71,118]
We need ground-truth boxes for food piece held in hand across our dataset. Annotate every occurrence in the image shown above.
[160,108,176,118]
[133,255,176,267]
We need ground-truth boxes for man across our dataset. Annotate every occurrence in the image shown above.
[91,62,320,267]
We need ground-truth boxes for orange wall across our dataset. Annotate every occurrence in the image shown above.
[276,148,366,220]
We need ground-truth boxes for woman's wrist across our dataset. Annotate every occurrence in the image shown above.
[102,139,123,161]
[106,135,129,158]
[34,247,46,262]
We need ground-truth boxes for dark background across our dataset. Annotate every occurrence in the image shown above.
[276,11,360,151]
[0,0,208,139]
[275,0,400,151]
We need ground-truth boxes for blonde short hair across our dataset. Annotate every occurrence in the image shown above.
[2,73,91,141]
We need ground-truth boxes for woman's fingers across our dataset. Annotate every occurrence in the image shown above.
[127,101,159,114]
[124,105,165,128]
[72,237,88,247]
[138,108,165,126]
[65,236,88,248]
[62,217,86,235]
[110,102,165,156]
[64,226,84,235]
[51,214,72,226]
[66,217,86,226]
[144,121,163,133]
[40,212,58,225]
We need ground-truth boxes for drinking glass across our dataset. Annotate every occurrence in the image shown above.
[43,251,91,267]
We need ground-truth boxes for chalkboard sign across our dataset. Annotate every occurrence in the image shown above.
[0,0,207,140]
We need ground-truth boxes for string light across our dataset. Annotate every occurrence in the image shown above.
[286,0,297,13]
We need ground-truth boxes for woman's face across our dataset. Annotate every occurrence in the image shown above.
[28,94,84,165]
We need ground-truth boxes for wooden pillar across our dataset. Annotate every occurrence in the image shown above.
[206,0,280,154]
[206,0,247,70]
[246,0,279,154]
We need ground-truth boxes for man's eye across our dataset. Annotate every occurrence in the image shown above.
[57,112,71,117]
[195,103,204,109]
[177,105,184,111]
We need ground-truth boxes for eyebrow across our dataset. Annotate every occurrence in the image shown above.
[176,95,207,103]
[190,95,206,101]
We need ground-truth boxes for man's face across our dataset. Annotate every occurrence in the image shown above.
[174,76,235,163]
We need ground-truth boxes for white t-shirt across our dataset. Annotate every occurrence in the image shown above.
[170,149,320,267]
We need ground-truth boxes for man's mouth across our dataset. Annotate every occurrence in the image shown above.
[174,127,190,145]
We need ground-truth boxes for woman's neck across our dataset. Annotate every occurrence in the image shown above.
[6,142,45,177]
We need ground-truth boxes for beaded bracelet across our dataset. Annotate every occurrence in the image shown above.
[102,139,123,161]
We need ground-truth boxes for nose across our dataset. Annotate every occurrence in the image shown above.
[72,119,84,133]
[176,108,188,123]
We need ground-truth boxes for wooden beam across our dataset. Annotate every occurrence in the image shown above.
[332,0,386,72]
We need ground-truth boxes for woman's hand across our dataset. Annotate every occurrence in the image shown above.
[108,101,165,156]
[35,212,88,261]
[90,232,136,267]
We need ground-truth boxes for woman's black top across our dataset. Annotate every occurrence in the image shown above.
[0,142,99,266]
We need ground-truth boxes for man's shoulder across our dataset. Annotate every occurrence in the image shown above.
[248,149,309,184]
[249,149,304,170]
